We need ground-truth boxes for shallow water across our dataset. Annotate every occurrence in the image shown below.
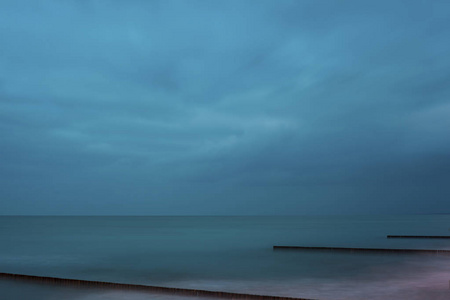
[1,215,449,299]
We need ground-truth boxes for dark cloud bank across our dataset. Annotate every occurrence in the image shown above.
[1,0,450,215]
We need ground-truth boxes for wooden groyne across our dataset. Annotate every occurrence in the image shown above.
[0,272,314,300]
[387,235,450,239]
[273,246,450,254]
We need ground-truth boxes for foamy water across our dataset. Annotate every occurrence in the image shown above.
[71,269,450,300]
[138,257,450,300]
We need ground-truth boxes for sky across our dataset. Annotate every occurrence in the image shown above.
[1,0,450,215]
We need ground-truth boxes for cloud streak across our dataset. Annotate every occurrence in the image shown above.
[1,0,450,215]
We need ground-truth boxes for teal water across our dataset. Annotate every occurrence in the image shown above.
[0,215,449,299]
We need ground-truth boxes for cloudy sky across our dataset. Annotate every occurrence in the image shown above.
[1,0,449,215]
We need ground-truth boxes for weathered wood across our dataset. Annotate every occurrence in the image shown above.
[273,246,450,254]
[387,235,450,239]
[0,272,314,300]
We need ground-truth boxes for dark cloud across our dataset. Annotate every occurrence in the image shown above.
[1,0,449,215]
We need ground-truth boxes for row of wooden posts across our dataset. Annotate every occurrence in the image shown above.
[274,235,450,254]
[0,272,312,300]
[1,235,449,299]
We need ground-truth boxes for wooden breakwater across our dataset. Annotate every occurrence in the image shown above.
[273,246,450,254]
[0,272,314,300]
[387,235,450,239]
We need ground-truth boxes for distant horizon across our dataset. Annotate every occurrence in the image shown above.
[2,212,449,217]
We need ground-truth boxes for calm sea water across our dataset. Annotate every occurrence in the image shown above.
[0,215,449,300]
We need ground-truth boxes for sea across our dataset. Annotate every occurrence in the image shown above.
[0,215,449,300]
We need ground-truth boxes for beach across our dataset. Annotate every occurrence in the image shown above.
[1,215,449,299]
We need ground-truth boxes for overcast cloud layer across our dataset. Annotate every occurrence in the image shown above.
[1,0,450,215]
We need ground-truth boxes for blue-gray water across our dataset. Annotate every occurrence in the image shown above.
[0,215,449,299]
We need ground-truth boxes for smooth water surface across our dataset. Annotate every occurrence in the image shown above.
[0,215,449,299]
